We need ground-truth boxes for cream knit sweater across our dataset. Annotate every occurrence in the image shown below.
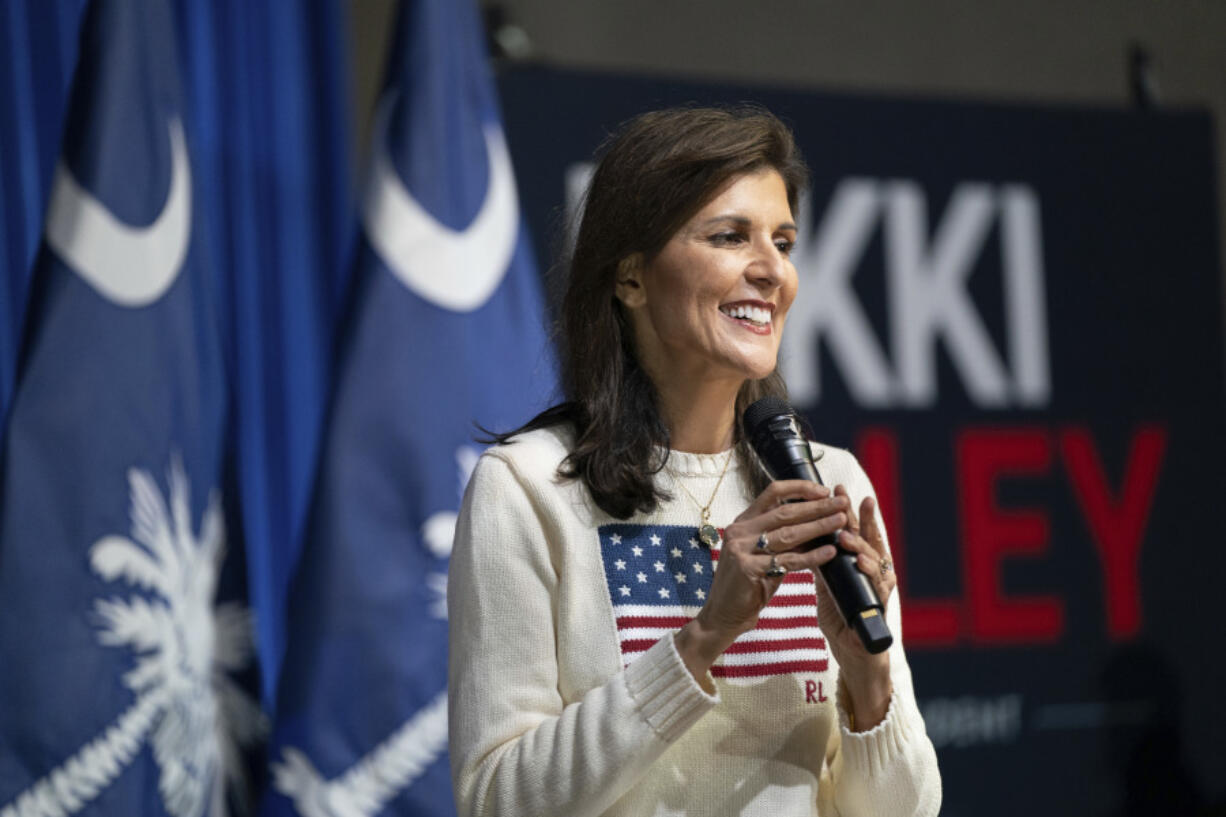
[448,425,941,816]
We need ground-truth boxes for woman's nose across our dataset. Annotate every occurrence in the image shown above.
[746,236,788,289]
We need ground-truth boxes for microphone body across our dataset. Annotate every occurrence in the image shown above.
[744,398,893,655]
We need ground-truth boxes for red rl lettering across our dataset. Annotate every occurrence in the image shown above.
[856,425,1166,646]
[806,679,828,703]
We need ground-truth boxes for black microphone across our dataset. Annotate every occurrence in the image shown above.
[743,396,893,655]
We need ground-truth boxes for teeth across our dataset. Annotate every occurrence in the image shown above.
[721,305,770,325]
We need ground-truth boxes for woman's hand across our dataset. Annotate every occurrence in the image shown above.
[673,480,847,684]
[815,485,896,731]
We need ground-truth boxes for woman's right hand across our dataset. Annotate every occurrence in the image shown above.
[673,480,849,683]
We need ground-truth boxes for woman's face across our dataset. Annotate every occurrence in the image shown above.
[618,168,799,387]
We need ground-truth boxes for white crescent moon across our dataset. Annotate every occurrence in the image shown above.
[45,118,191,308]
[362,95,518,313]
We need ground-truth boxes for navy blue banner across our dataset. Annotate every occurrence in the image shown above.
[497,66,1226,816]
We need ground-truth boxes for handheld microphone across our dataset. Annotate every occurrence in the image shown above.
[743,396,893,655]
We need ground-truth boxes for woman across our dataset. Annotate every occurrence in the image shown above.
[448,106,941,816]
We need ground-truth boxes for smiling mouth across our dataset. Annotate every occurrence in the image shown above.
[719,303,772,328]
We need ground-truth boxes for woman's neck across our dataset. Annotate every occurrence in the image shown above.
[656,377,741,454]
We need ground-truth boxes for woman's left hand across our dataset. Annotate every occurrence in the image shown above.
[815,485,897,731]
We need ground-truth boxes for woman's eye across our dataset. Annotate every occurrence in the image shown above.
[710,232,746,246]
[775,238,795,256]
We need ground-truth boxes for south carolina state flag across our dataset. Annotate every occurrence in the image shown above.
[264,0,556,815]
[0,2,262,816]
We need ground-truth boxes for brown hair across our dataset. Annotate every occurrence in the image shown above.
[494,105,808,518]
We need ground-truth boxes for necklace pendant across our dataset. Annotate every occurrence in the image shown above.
[699,524,720,548]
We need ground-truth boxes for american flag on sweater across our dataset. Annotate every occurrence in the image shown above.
[598,523,828,682]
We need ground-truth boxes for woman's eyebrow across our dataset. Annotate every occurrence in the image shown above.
[697,214,798,232]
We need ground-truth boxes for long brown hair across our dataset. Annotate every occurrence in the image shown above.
[494,105,808,518]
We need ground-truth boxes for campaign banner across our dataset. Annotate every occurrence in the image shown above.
[497,66,1225,816]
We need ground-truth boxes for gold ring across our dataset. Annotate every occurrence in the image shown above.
[766,556,787,578]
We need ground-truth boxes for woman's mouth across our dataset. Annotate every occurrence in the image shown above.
[719,303,773,333]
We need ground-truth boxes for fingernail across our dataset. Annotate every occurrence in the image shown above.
[840,531,854,544]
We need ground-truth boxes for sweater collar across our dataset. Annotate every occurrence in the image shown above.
[661,447,738,478]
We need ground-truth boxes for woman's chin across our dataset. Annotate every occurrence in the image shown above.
[724,356,779,384]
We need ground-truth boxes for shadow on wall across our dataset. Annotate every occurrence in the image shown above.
[1099,642,1224,817]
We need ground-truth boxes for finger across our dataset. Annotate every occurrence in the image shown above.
[835,485,858,533]
[726,494,849,551]
[860,496,887,559]
[838,530,876,560]
[774,543,838,574]
[757,494,848,535]
[761,555,789,582]
[882,566,902,603]
[762,510,849,554]
[853,550,897,605]
[737,480,829,522]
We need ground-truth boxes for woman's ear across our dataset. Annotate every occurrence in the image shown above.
[614,253,647,309]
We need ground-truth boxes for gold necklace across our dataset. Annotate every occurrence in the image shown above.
[668,448,734,547]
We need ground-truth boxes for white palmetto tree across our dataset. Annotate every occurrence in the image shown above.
[0,457,265,817]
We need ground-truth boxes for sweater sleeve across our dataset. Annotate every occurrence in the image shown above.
[826,453,943,817]
[447,453,718,817]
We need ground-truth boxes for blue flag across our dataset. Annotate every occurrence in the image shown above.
[264,0,556,814]
[0,0,88,423]
[0,2,263,816]
[172,0,355,710]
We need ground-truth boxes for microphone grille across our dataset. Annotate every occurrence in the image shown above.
[742,396,794,437]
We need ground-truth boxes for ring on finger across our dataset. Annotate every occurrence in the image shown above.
[879,558,893,580]
[766,555,787,578]
[756,532,772,553]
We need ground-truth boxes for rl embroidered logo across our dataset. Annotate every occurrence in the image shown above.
[806,679,830,703]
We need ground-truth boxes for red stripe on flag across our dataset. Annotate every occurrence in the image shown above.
[768,594,817,607]
[712,659,828,678]
[754,615,818,629]
[616,615,690,630]
[621,635,827,654]
[725,637,826,654]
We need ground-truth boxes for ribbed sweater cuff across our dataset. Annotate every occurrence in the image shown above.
[622,635,718,744]
[837,688,920,775]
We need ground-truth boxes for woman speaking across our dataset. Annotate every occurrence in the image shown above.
[448,106,941,816]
